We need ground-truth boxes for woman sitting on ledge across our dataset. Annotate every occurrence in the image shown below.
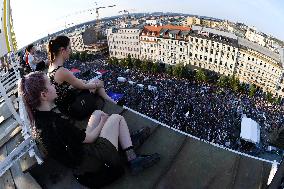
[18,72,160,188]
[47,35,116,120]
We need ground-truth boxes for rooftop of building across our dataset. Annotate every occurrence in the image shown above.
[143,25,191,33]
[21,102,274,189]
[238,37,281,62]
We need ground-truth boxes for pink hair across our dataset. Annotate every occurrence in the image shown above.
[18,72,47,126]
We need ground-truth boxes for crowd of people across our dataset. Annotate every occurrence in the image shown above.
[15,38,284,158]
[62,59,284,156]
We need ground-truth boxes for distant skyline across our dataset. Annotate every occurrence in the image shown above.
[10,0,284,48]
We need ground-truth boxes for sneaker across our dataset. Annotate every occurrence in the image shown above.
[129,153,160,175]
[131,127,151,149]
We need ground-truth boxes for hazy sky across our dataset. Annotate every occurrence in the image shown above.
[10,0,284,48]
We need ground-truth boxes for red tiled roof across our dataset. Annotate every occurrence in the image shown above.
[143,25,191,33]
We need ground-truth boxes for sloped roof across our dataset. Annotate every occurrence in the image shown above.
[238,37,280,62]
[144,25,191,33]
[28,102,274,189]
[168,30,180,35]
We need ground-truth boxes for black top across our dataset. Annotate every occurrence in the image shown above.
[48,66,76,113]
[34,110,85,168]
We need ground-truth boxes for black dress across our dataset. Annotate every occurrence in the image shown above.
[48,66,77,115]
[48,66,104,120]
[34,110,124,188]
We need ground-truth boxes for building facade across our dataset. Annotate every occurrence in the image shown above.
[146,19,161,26]
[68,32,84,52]
[187,33,238,76]
[107,28,141,59]
[236,38,283,96]
[245,28,266,47]
[107,25,284,97]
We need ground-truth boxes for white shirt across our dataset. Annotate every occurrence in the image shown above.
[24,53,36,70]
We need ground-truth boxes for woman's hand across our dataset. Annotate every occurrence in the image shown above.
[91,79,104,88]
[100,113,109,125]
[89,88,97,93]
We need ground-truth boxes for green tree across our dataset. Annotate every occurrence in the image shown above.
[70,52,80,60]
[276,97,282,105]
[151,62,160,73]
[133,58,142,69]
[159,63,166,73]
[229,76,240,92]
[239,82,247,93]
[266,92,274,103]
[249,84,257,97]
[180,65,189,78]
[141,60,153,72]
[79,51,88,61]
[120,58,127,68]
[195,69,207,82]
[126,54,133,69]
[166,65,173,76]
[172,64,183,78]
[205,70,219,84]
[108,57,119,65]
[217,75,229,88]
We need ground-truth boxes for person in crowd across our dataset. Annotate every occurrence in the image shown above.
[0,55,10,72]
[24,44,47,72]
[47,35,117,120]
[18,72,160,188]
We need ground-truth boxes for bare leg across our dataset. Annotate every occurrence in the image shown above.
[99,114,121,149]
[97,87,117,104]
[86,110,104,133]
[118,116,133,150]
[99,114,133,150]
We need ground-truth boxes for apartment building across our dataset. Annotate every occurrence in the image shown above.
[68,32,84,52]
[146,19,161,26]
[183,16,201,27]
[187,31,238,76]
[183,16,222,28]
[140,25,191,63]
[157,29,191,65]
[236,38,283,95]
[245,28,266,47]
[107,25,284,97]
[106,27,141,59]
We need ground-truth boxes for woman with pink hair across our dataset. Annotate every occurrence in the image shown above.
[18,72,160,188]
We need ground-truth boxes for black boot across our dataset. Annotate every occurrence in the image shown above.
[129,153,160,175]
